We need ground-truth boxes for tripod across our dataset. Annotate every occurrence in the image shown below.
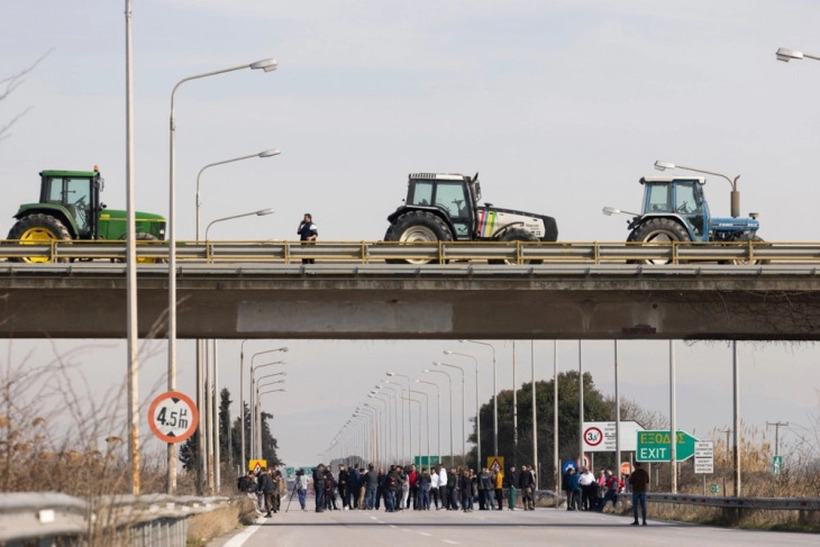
[286,482,299,513]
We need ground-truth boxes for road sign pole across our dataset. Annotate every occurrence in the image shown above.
[614,341,621,481]
[669,340,677,493]
[732,341,741,497]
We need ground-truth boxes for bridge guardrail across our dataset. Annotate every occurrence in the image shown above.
[0,492,229,546]
[4,239,820,265]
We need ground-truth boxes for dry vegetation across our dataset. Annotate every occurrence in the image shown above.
[0,340,237,543]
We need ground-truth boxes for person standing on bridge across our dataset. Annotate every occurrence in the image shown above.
[629,461,649,525]
[297,213,318,264]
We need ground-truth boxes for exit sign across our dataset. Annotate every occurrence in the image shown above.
[636,430,698,462]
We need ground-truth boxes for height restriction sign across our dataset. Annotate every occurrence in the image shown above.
[148,391,198,443]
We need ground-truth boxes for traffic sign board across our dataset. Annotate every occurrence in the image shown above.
[772,455,783,475]
[147,391,198,443]
[562,460,577,474]
[694,441,714,474]
[710,484,720,494]
[636,430,698,462]
[248,459,267,473]
[486,456,505,473]
[582,421,644,452]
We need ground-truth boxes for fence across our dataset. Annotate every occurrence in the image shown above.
[0,492,229,547]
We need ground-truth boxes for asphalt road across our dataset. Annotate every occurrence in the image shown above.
[209,505,818,547]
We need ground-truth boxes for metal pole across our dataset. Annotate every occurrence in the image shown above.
[670,340,677,493]
[553,340,559,506]
[512,341,518,468]
[239,340,248,478]
[766,421,789,456]
[732,341,741,497]
[614,340,621,484]
[206,340,214,493]
[578,341,584,467]
[531,340,537,489]
[168,57,277,495]
[124,0,141,496]
[213,340,221,493]
[463,341,497,458]
[427,369,453,468]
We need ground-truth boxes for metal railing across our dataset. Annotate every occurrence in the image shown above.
[0,492,229,547]
[3,239,820,265]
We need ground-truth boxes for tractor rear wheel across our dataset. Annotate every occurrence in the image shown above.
[489,228,542,265]
[725,235,768,265]
[628,218,690,264]
[113,233,164,264]
[384,210,453,264]
[7,213,72,263]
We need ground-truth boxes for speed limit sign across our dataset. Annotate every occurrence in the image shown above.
[584,426,603,447]
[148,391,198,443]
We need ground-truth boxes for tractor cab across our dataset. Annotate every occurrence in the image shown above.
[639,176,710,241]
[38,169,103,239]
[404,173,478,239]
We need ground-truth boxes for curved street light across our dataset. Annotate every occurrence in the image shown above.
[241,346,288,468]
[776,47,820,62]
[196,149,281,242]
[425,368,454,467]
[654,160,741,218]
[168,57,277,493]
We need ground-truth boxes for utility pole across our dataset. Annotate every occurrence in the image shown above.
[719,428,731,460]
[766,421,789,456]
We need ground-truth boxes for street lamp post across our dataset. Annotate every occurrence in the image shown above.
[250,360,286,460]
[205,208,274,260]
[653,160,741,218]
[257,387,286,461]
[169,57,277,494]
[242,347,287,469]
[373,385,399,464]
[195,150,280,242]
[409,390,430,470]
[776,47,820,63]
[415,380,440,469]
[437,358,469,466]
[460,340,498,460]
[386,372,412,463]
[256,379,285,459]
[425,368,453,467]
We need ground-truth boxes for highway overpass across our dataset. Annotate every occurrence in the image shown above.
[1,260,818,340]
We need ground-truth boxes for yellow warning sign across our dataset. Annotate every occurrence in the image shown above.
[248,459,268,472]
[487,456,505,472]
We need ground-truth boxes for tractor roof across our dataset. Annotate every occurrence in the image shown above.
[639,175,705,185]
[40,169,98,178]
[408,173,469,181]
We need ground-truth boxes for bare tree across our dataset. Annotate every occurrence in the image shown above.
[0,51,51,142]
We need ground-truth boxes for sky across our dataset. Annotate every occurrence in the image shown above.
[1,1,819,471]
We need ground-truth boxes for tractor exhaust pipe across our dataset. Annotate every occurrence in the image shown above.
[730,189,740,219]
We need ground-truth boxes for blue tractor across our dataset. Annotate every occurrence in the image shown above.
[604,161,763,263]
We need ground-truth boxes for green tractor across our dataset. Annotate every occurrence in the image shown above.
[6,167,166,262]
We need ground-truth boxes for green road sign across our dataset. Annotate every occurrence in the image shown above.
[710,484,720,494]
[636,430,698,462]
[413,455,441,467]
[772,455,783,475]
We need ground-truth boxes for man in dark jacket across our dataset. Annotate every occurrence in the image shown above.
[338,464,349,509]
[257,468,276,517]
[518,464,535,510]
[313,463,326,512]
[629,462,650,525]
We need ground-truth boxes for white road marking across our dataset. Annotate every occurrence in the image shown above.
[221,523,263,547]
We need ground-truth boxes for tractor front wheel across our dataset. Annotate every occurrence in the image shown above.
[489,228,542,265]
[384,210,453,264]
[7,213,72,263]
[627,218,690,264]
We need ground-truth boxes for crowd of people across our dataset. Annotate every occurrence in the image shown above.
[302,462,540,513]
[239,459,651,524]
